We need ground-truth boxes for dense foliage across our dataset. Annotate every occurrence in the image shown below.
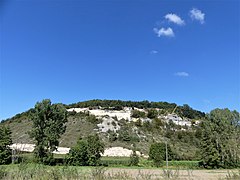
[129,145,139,166]
[149,142,173,167]
[66,134,105,166]
[30,99,68,164]
[0,126,12,164]
[199,109,240,168]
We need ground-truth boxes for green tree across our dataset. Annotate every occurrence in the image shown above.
[149,142,173,167]
[129,146,139,166]
[30,99,67,164]
[108,131,117,142]
[118,127,131,142]
[66,134,104,166]
[147,109,158,119]
[200,108,240,168]
[131,110,146,118]
[0,126,12,164]
[66,139,89,166]
[87,134,105,166]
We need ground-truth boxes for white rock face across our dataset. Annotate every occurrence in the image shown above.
[53,147,70,154]
[97,117,120,133]
[9,144,142,157]
[102,147,141,157]
[10,143,35,153]
[67,108,131,121]
[10,143,70,154]
[68,108,193,127]
[164,113,191,126]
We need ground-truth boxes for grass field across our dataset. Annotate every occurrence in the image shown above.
[16,153,200,169]
[5,154,239,179]
[0,163,239,180]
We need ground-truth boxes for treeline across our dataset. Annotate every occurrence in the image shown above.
[66,99,176,110]
[66,99,205,119]
[1,99,205,123]
[1,109,34,124]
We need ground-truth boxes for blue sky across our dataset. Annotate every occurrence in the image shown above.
[0,0,239,120]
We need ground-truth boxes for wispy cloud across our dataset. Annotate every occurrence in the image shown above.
[150,50,158,54]
[190,8,205,24]
[153,27,174,37]
[203,99,211,104]
[165,13,185,25]
[174,72,189,77]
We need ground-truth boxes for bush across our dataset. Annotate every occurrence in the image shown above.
[66,134,104,166]
[129,149,139,166]
[86,114,99,124]
[118,128,131,142]
[108,131,117,142]
[66,140,89,166]
[131,110,146,118]
[147,109,158,119]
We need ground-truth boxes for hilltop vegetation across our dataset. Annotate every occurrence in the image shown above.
[66,99,205,119]
[1,100,205,123]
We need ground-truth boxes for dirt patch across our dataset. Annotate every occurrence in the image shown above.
[105,168,237,180]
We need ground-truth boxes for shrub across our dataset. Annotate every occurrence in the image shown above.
[66,134,104,166]
[131,110,146,118]
[129,149,139,166]
[108,131,117,142]
[147,109,158,119]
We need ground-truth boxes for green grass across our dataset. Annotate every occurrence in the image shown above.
[1,163,236,180]
[13,153,201,169]
[100,156,131,167]
[100,156,200,169]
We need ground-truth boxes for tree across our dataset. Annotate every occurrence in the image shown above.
[200,108,240,168]
[30,99,67,164]
[87,134,105,166]
[0,126,12,164]
[108,131,117,142]
[147,109,158,119]
[149,142,173,167]
[66,139,89,166]
[129,145,139,166]
[131,110,146,118]
[118,127,131,142]
[66,134,104,166]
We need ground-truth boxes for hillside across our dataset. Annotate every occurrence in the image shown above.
[0,100,206,160]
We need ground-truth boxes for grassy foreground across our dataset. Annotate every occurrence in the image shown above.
[0,163,240,180]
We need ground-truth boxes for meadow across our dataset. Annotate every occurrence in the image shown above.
[0,154,239,180]
[0,163,239,180]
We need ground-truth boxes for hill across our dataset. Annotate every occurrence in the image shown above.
[0,99,206,160]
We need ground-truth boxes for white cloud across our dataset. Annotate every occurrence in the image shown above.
[150,50,158,54]
[174,72,189,77]
[165,13,185,25]
[190,8,205,24]
[153,27,174,37]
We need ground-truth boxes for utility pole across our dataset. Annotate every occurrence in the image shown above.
[166,140,168,170]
